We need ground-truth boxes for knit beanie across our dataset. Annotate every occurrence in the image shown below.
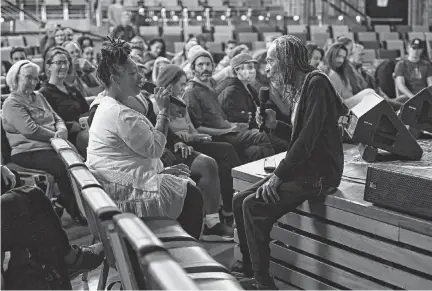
[156,64,185,87]
[188,46,214,66]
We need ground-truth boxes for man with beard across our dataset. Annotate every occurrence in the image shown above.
[183,48,276,163]
[231,35,348,289]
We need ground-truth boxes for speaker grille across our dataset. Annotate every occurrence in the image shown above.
[365,166,432,220]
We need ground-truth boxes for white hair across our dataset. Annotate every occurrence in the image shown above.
[5,60,40,91]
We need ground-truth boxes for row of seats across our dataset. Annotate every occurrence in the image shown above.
[49,138,243,290]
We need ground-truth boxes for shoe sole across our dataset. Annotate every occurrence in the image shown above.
[201,234,234,242]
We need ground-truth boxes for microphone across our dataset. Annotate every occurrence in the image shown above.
[138,81,187,108]
[258,87,270,132]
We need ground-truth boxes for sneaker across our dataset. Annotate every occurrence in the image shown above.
[67,243,104,279]
[230,260,253,279]
[201,223,234,242]
[219,208,235,228]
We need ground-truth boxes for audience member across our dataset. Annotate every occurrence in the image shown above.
[62,42,103,96]
[151,57,171,83]
[86,39,204,240]
[108,0,126,27]
[82,45,96,65]
[54,28,66,47]
[351,43,407,109]
[77,35,94,49]
[39,22,58,54]
[1,169,104,289]
[182,44,205,79]
[172,38,198,68]
[130,35,148,52]
[213,44,250,83]
[112,11,136,42]
[63,28,74,41]
[156,64,242,228]
[2,60,84,224]
[183,48,276,163]
[232,35,347,289]
[215,40,237,73]
[10,46,27,64]
[142,38,167,80]
[39,47,90,157]
[252,49,270,89]
[196,34,208,50]
[130,44,145,63]
[323,43,373,109]
[395,38,432,98]
[305,43,324,68]
[335,35,354,58]
[375,57,400,98]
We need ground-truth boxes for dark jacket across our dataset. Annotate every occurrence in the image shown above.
[273,71,348,188]
[39,83,89,131]
[215,77,259,125]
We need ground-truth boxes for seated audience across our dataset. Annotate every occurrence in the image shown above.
[10,46,28,65]
[82,45,96,65]
[130,35,148,52]
[86,39,204,240]
[252,49,270,89]
[2,60,84,224]
[43,28,67,54]
[142,38,167,80]
[77,35,94,50]
[63,28,74,41]
[182,45,205,79]
[306,43,324,68]
[215,40,237,73]
[395,38,432,98]
[156,64,242,228]
[351,43,408,109]
[111,11,136,42]
[39,22,58,54]
[130,44,145,64]
[62,42,103,96]
[152,57,171,83]
[39,47,90,157]
[183,49,276,163]
[375,57,400,98]
[213,45,250,83]
[323,43,374,109]
[171,38,199,67]
[1,165,104,289]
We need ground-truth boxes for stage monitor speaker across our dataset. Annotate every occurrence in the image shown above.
[399,86,432,134]
[346,91,423,160]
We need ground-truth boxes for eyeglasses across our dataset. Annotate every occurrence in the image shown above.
[51,60,69,66]
[19,74,40,83]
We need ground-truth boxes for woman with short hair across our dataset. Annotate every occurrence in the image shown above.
[2,60,84,224]
[86,38,204,239]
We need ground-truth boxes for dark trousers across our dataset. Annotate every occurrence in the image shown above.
[11,150,79,218]
[214,128,275,163]
[267,133,289,154]
[191,141,241,212]
[1,186,72,289]
[233,175,325,276]
[177,183,204,240]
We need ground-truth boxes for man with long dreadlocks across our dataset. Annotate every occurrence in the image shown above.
[231,35,348,289]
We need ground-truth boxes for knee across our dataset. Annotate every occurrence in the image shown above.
[242,194,256,213]
[197,155,219,175]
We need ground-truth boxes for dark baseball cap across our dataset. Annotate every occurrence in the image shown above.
[410,38,424,49]
[230,53,257,69]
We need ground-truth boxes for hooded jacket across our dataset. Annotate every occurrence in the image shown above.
[273,71,349,187]
[215,77,259,125]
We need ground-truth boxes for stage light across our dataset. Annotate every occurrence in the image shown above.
[258,15,264,21]
[241,15,247,21]
[172,15,179,21]
[0,17,4,23]
[293,15,299,21]
[338,15,344,21]
[276,15,282,21]
[152,15,158,21]
[197,15,203,21]
[221,15,226,21]
[356,15,362,22]
[138,7,145,15]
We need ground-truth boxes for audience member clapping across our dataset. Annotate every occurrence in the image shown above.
[39,47,90,157]
[2,60,85,225]
[86,38,204,240]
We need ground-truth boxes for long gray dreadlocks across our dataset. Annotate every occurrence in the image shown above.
[273,35,315,102]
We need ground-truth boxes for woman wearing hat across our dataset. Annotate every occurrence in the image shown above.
[2,60,84,224]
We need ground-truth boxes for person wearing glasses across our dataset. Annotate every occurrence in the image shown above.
[39,47,90,158]
[2,60,85,225]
